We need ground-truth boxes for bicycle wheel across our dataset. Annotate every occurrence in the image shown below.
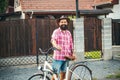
[69,64,92,80]
[28,74,50,80]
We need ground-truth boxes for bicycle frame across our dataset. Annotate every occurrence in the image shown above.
[28,47,92,80]
[41,60,74,80]
[64,61,82,80]
[38,47,88,80]
[40,60,58,80]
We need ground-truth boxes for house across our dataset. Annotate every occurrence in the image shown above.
[0,0,117,21]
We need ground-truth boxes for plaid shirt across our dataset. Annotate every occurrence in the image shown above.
[51,28,73,60]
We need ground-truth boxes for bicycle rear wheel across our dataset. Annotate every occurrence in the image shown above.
[69,64,92,80]
[28,74,50,80]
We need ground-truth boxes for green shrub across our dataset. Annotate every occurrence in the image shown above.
[85,51,101,59]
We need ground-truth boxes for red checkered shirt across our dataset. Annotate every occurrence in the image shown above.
[51,28,74,60]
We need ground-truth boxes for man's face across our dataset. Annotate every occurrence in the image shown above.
[59,19,68,26]
[59,19,69,30]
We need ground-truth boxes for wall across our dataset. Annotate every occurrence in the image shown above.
[107,0,120,19]
[73,18,85,61]
[102,18,112,60]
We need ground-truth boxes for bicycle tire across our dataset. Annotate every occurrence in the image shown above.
[28,74,50,80]
[69,64,93,80]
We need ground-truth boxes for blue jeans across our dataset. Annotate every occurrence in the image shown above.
[52,59,67,74]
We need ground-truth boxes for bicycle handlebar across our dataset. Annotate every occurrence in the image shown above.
[39,47,56,55]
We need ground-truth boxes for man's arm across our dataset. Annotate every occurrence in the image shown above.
[51,40,61,51]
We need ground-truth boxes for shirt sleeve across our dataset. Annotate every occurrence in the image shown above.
[51,30,57,42]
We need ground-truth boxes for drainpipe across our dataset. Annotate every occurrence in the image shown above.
[75,0,80,18]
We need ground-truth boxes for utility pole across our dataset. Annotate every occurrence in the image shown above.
[75,0,80,18]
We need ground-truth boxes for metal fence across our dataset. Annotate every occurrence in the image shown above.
[0,55,53,66]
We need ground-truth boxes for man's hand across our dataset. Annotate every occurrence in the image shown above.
[55,46,61,51]
[64,55,76,60]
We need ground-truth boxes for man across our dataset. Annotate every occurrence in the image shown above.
[51,15,75,80]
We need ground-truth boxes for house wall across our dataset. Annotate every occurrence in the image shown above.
[107,0,120,19]
[14,0,22,12]
[107,0,120,59]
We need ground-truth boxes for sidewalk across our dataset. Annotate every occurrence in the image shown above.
[0,60,120,80]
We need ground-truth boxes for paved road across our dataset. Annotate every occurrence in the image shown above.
[0,60,120,80]
[87,60,120,80]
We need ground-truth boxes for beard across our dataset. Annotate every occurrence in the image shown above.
[60,25,68,30]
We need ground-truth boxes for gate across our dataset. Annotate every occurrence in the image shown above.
[84,17,102,59]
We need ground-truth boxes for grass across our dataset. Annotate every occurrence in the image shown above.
[92,77,97,80]
[92,73,120,80]
[85,51,101,59]
[106,72,120,79]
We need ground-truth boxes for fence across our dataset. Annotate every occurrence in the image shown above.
[0,19,73,66]
[0,19,73,58]
[0,18,104,66]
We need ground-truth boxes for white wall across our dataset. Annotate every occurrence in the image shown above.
[107,0,120,19]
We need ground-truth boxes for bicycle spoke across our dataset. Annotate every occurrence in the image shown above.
[69,64,92,80]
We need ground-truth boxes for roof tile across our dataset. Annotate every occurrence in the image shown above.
[20,0,114,12]
[21,0,94,11]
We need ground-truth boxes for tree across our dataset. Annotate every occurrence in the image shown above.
[0,0,8,13]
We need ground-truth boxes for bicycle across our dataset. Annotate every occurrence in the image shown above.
[28,47,93,80]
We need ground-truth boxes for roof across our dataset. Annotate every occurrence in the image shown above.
[94,0,112,4]
[4,0,114,16]
[21,0,117,12]
[24,9,113,16]
[93,0,113,8]
[19,0,114,15]
[79,9,113,15]
[0,12,21,17]
[21,0,94,12]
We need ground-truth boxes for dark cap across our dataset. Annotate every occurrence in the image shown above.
[57,15,70,23]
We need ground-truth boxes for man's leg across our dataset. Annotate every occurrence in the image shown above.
[60,72,65,80]
[51,74,58,80]
[60,61,67,80]
[51,76,54,80]
[51,60,60,80]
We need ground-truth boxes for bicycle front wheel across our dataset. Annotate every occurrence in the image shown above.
[69,64,92,80]
[28,74,50,80]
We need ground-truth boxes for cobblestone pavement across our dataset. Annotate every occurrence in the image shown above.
[0,60,120,80]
